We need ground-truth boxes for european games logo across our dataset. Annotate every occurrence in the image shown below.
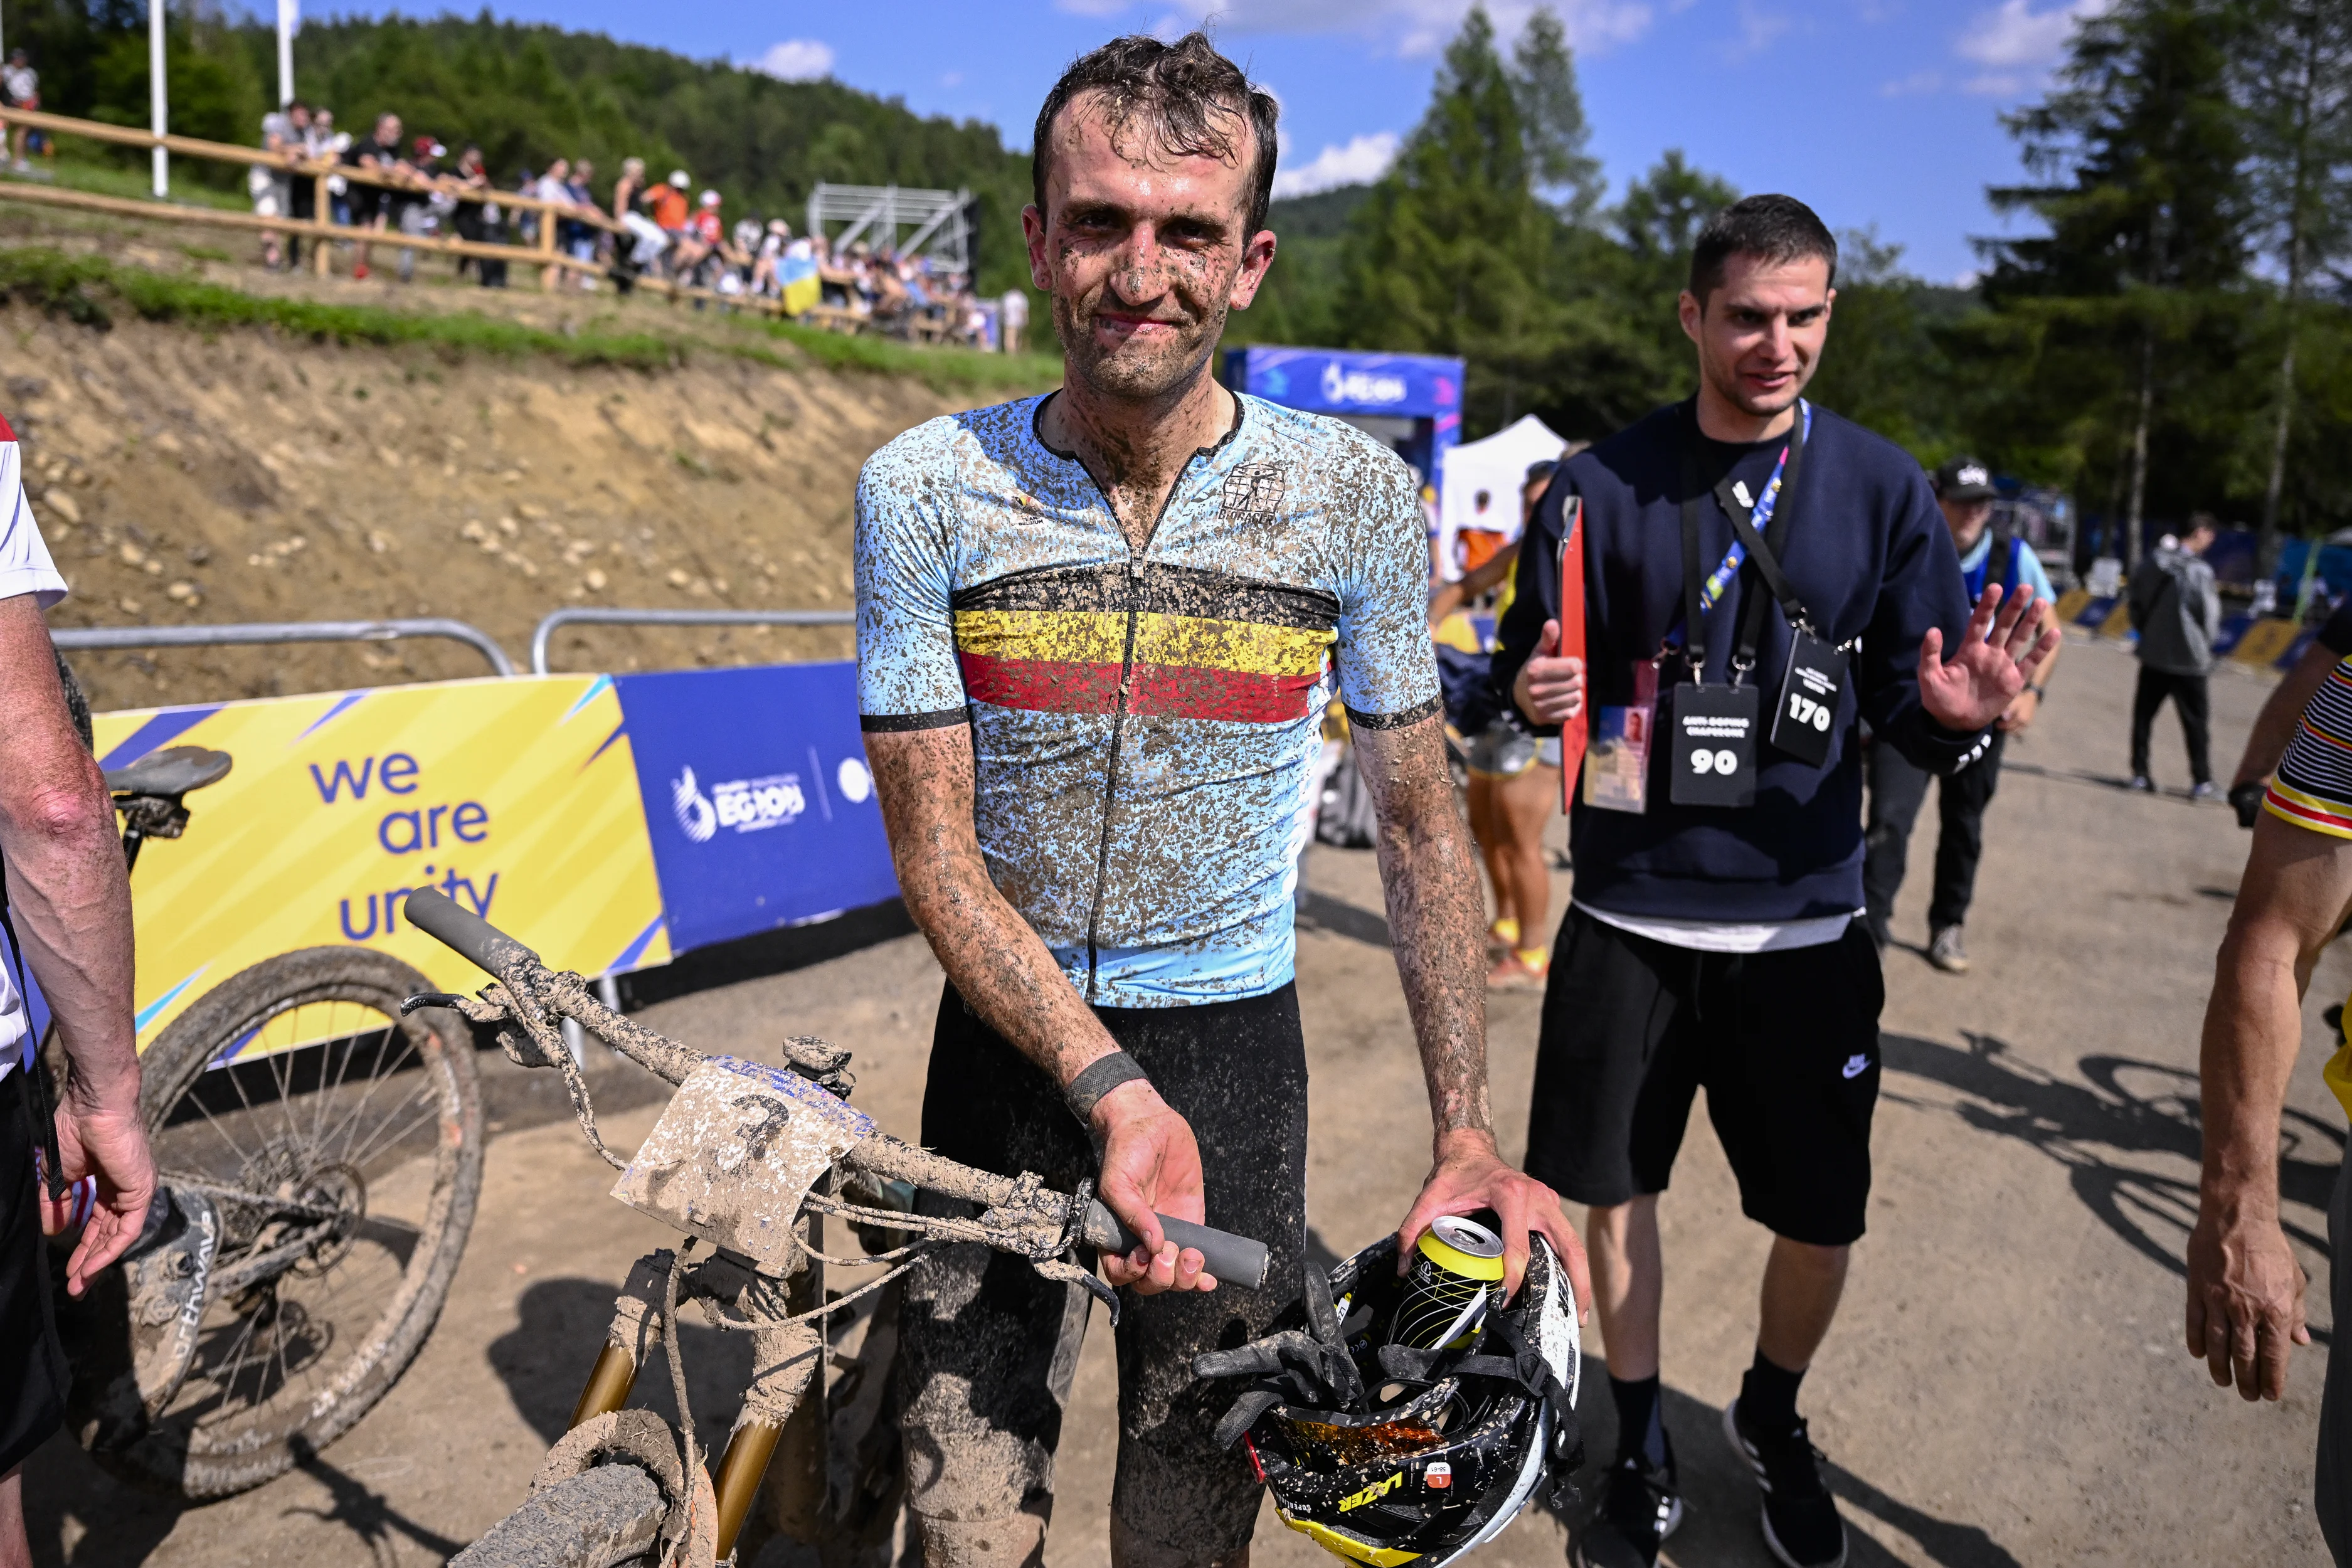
[670,765,807,842]
[672,766,718,843]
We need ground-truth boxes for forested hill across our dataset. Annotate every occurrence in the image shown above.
[13,5,1036,292]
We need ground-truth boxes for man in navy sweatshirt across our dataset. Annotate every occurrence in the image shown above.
[1488,195,2058,1568]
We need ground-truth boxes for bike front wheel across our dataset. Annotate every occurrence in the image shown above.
[92,945,484,1498]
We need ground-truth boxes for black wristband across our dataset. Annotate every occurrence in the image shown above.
[1064,1050,1149,1123]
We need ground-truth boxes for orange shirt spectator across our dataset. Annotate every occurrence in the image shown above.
[649,177,689,232]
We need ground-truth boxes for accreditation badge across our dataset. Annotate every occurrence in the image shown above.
[1669,681,1760,808]
[1769,629,1847,768]
[1585,660,1659,815]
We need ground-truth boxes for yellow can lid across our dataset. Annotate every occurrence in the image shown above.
[1417,1216,1505,1281]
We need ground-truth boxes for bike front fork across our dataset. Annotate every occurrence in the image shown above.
[569,1248,825,1563]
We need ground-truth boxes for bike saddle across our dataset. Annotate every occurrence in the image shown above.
[104,746,233,798]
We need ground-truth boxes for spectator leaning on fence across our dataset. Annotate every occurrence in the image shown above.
[343,112,410,282]
[4,49,38,173]
[252,103,299,271]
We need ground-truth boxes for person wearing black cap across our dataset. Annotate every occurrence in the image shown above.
[1861,455,2060,970]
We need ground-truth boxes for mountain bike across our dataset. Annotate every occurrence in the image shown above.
[46,742,483,1499]
[395,887,1268,1567]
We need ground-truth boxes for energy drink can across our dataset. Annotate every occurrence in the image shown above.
[1390,1215,1506,1350]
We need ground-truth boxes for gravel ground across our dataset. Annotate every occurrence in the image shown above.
[26,634,2340,1566]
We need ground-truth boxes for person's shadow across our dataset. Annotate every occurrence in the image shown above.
[1551,1355,2023,1567]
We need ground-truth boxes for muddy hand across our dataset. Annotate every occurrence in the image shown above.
[1091,1078,1214,1294]
[1394,1130,1589,1315]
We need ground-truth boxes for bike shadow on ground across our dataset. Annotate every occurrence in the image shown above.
[487,1276,760,1458]
[21,1433,464,1568]
[1878,1032,2339,1345]
[1551,1355,2023,1567]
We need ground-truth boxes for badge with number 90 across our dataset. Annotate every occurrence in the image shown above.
[1690,748,1740,775]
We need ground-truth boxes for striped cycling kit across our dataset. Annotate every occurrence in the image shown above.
[853,391,1441,1007]
[2267,655,2352,843]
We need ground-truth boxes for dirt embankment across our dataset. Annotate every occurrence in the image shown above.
[9,305,1042,712]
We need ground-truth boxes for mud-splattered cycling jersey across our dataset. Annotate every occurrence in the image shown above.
[854,391,1441,1007]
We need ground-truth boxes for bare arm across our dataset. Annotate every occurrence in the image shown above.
[1353,715,1589,1309]
[863,723,1212,1293]
[0,595,149,1294]
[2231,640,2336,792]
[2186,809,2343,1399]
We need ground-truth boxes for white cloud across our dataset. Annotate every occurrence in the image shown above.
[1720,0,1790,60]
[1963,70,2026,94]
[1956,0,2100,69]
[1879,68,1942,96]
[750,39,835,80]
[941,70,964,88]
[1273,131,1400,197]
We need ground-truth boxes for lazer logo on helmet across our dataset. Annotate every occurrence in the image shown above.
[1338,1474,1402,1513]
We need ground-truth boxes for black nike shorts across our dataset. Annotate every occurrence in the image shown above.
[896,980,1307,1565]
[1,1076,71,1475]
[1522,906,1885,1247]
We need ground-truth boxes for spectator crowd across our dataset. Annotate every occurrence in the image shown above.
[245,98,1002,346]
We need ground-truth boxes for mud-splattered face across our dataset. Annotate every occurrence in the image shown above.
[1024,93,1276,404]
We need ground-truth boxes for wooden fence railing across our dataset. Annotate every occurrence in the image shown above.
[0,104,871,331]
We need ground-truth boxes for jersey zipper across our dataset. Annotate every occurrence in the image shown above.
[1081,462,1204,1002]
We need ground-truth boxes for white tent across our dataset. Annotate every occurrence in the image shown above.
[1434,415,1567,581]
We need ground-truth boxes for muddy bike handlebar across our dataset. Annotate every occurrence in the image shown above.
[400,888,1271,1288]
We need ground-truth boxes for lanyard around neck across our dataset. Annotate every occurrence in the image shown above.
[1675,401,1814,676]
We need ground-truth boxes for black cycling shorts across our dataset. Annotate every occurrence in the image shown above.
[1,1076,70,1475]
[896,980,1307,1565]
[1523,907,1885,1248]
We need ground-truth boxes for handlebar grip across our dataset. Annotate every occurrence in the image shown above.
[403,888,542,975]
[1083,1200,1270,1290]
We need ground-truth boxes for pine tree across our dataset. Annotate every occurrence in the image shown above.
[1984,0,2251,566]
[2235,0,2352,565]
[1512,9,1604,221]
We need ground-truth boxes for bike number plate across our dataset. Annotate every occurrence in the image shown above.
[611,1056,877,1273]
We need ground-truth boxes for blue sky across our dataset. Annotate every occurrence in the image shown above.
[317,0,2101,283]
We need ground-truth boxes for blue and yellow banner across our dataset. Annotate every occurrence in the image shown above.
[93,674,672,1054]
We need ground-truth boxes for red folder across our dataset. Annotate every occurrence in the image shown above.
[1557,495,1587,810]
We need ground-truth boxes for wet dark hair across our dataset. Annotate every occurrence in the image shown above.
[1688,194,1838,309]
[1032,32,1279,239]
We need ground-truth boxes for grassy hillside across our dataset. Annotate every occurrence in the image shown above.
[3,4,1039,295]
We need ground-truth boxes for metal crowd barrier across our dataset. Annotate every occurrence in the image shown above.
[529,607,856,675]
[53,617,517,678]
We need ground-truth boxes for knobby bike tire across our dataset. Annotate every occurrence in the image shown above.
[453,1466,669,1568]
[88,946,484,1498]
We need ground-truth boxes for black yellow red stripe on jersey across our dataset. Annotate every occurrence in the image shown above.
[950,562,1341,725]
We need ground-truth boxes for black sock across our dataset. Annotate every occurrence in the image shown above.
[1608,1374,1669,1470]
[1740,1348,1806,1433]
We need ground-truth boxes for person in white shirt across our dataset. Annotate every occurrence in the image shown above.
[3,51,36,173]
[998,285,1029,353]
[0,411,151,1567]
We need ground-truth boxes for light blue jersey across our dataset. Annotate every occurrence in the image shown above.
[855,392,1440,1007]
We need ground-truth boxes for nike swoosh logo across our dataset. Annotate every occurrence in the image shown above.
[1842,1054,1870,1079]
